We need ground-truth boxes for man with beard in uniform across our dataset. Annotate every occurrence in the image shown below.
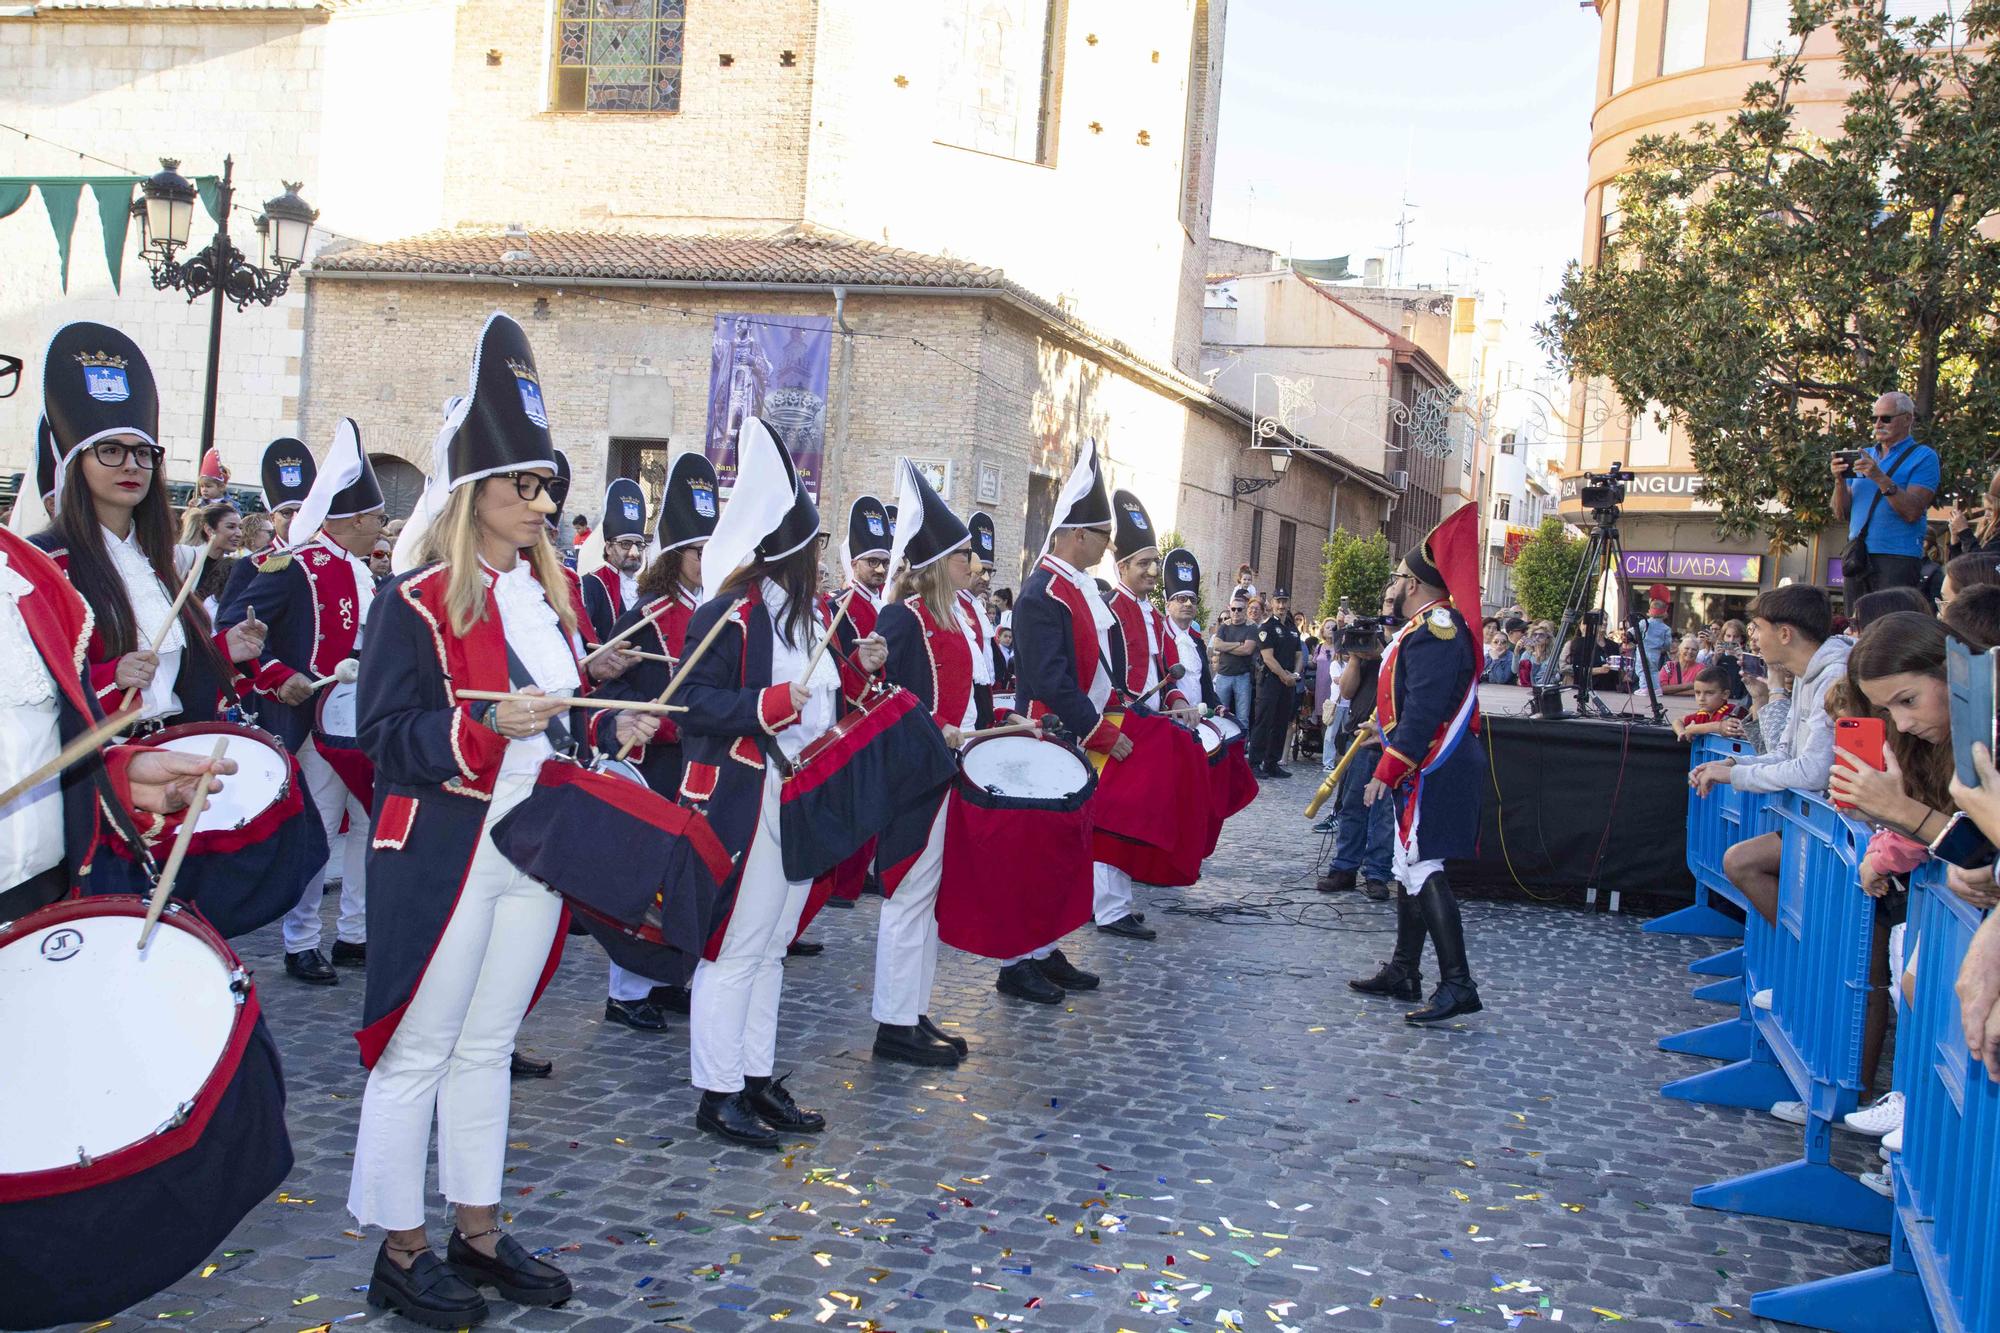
[580,477,648,644]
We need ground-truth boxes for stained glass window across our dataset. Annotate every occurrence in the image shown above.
[550,0,685,113]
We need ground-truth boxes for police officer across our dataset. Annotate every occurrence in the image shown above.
[1249,588,1302,778]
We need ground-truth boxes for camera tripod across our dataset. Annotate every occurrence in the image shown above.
[1531,505,1667,726]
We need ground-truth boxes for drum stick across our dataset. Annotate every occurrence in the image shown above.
[150,545,207,652]
[615,596,741,761]
[802,594,853,685]
[454,689,688,715]
[305,657,360,691]
[624,649,674,663]
[957,720,1039,744]
[137,736,228,950]
[0,706,142,812]
[576,615,652,666]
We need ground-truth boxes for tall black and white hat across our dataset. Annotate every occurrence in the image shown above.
[258,437,316,513]
[1162,546,1201,601]
[43,321,158,492]
[967,511,996,567]
[657,452,721,552]
[444,311,557,488]
[701,417,820,601]
[291,417,384,549]
[548,448,574,527]
[1040,437,1112,555]
[847,494,891,561]
[600,477,648,541]
[1111,488,1159,562]
[888,458,969,574]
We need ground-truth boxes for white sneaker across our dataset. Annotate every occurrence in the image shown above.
[1841,1091,1904,1137]
[1882,1126,1903,1154]
[1769,1100,1808,1125]
[1752,988,1774,1011]
[1858,1167,1893,1198]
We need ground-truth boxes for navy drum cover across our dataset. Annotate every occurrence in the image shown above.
[99,721,328,938]
[937,734,1097,959]
[778,687,955,883]
[0,898,291,1330]
[492,759,734,963]
[1089,710,1213,887]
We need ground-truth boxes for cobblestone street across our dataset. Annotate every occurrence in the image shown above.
[67,770,1881,1333]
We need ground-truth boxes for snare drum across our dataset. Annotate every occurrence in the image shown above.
[310,679,375,809]
[1090,710,1213,887]
[113,721,327,938]
[0,896,291,1329]
[778,686,956,883]
[1209,712,1259,819]
[937,734,1097,959]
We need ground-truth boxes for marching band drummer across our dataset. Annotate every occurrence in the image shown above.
[593,451,723,1030]
[963,511,1000,729]
[675,418,888,1149]
[217,437,316,611]
[578,476,649,643]
[347,313,658,1328]
[869,460,983,1067]
[28,322,267,731]
[1161,546,1221,710]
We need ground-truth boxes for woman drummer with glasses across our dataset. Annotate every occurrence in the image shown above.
[29,323,266,731]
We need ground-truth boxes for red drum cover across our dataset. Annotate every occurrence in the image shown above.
[937,735,1097,959]
[778,687,955,883]
[1089,711,1212,887]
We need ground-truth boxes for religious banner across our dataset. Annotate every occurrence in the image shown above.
[703,313,832,500]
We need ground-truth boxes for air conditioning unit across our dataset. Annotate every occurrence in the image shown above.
[1386,469,1409,492]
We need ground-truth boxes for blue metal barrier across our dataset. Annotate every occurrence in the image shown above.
[1749,866,2000,1333]
[1664,788,1890,1234]
[1659,740,1769,1061]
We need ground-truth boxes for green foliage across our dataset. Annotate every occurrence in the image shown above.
[1538,0,2000,547]
[1317,528,1396,620]
[1148,530,1210,628]
[1510,518,1589,623]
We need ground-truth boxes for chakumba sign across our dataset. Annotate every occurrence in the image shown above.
[1559,470,1707,502]
[1620,550,1762,585]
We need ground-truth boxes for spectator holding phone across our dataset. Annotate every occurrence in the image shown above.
[1831,391,1939,606]
[1947,464,2000,563]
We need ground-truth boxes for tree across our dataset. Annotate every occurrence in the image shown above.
[1318,528,1395,621]
[1511,518,1588,623]
[1538,0,2000,547]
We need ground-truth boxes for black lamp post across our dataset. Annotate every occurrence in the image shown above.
[1232,446,1293,497]
[133,156,317,460]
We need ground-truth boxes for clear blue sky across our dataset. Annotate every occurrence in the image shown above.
[1211,0,1603,369]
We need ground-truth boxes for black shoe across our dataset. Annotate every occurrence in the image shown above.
[1348,962,1422,1002]
[745,1073,825,1133]
[1311,814,1338,833]
[285,949,338,986]
[566,917,590,936]
[330,939,367,967]
[1361,879,1392,902]
[1404,872,1480,1023]
[996,959,1065,1004]
[1097,914,1157,941]
[1038,949,1100,992]
[1316,867,1357,894]
[786,938,825,957]
[1348,889,1426,1001]
[509,1051,552,1079]
[446,1229,573,1308]
[367,1243,488,1329]
[1130,912,1146,924]
[917,1013,968,1056]
[1263,764,1293,779]
[648,984,692,1015]
[604,998,667,1031]
[1406,981,1484,1024]
[874,1021,961,1067]
[824,895,856,910]
[696,1090,781,1148]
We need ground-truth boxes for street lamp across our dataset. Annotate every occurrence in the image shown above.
[134,155,318,460]
[1232,446,1292,497]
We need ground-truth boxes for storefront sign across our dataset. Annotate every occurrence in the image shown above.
[1560,470,1706,501]
[1826,557,1844,585]
[1620,550,1762,585]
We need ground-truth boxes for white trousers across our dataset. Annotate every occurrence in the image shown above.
[607,960,658,1002]
[285,738,368,952]
[872,802,946,1025]
[1002,944,1059,965]
[1092,861,1134,925]
[1390,790,1444,896]
[689,766,810,1093]
[346,775,560,1231]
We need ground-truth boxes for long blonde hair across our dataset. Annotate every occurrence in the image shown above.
[892,556,959,629]
[420,480,578,639]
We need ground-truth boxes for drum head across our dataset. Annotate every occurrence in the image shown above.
[0,910,236,1173]
[154,731,286,832]
[1211,715,1244,743]
[316,679,358,741]
[961,735,1089,799]
[1198,721,1223,756]
[595,758,647,787]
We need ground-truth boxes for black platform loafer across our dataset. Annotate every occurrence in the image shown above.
[1038,949,1100,992]
[696,1090,780,1148]
[330,939,367,967]
[366,1243,488,1329]
[285,949,338,986]
[917,1013,969,1056]
[996,959,1065,1004]
[874,1022,960,1067]
[446,1230,573,1307]
[1406,982,1484,1025]
[786,937,825,957]
[1097,914,1157,941]
[509,1050,553,1079]
[604,997,667,1031]
[648,984,692,1014]
[746,1073,825,1133]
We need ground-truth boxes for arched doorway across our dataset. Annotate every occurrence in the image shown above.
[371,453,426,520]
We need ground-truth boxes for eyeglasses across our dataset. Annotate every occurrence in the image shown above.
[1873,413,1910,424]
[1386,571,1415,586]
[610,537,647,553]
[90,440,163,470]
[0,354,19,400]
[501,471,552,502]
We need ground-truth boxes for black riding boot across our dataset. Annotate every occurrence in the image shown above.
[1346,887,1424,1001]
[1406,873,1482,1024]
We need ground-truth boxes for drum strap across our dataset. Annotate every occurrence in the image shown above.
[503,639,575,757]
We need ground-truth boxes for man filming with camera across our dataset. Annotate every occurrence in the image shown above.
[1316,617,1393,901]
[1831,390,1938,605]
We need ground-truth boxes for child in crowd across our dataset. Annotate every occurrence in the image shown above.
[1672,666,1743,742]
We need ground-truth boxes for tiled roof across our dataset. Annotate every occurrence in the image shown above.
[312,228,1010,292]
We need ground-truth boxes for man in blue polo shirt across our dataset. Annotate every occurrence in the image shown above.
[1831,390,1938,606]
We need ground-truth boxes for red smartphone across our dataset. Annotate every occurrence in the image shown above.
[1832,716,1887,807]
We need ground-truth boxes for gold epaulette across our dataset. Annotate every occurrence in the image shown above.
[1422,607,1456,639]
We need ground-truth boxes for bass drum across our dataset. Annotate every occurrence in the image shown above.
[937,734,1097,959]
[0,896,291,1330]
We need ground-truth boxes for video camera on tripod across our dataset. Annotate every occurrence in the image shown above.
[1579,460,1629,518]
[1335,616,1394,653]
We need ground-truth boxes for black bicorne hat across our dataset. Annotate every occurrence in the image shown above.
[889,458,969,574]
[1111,488,1159,560]
[847,494,891,560]
[259,437,315,512]
[325,419,384,519]
[600,476,648,541]
[967,511,996,566]
[658,451,720,551]
[445,312,557,488]
[42,321,159,483]
[1051,438,1112,534]
[1163,546,1200,600]
[757,421,820,562]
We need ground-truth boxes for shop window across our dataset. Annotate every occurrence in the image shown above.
[550,0,685,113]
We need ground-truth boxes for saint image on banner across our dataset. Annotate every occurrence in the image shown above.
[703,313,831,500]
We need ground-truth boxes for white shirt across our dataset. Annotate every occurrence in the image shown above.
[618,568,639,610]
[958,590,994,688]
[0,551,63,893]
[1042,554,1114,712]
[947,598,983,729]
[1169,620,1203,683]
[489,560,581,782]
[764,578,839,762]
[104,523,183,721]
